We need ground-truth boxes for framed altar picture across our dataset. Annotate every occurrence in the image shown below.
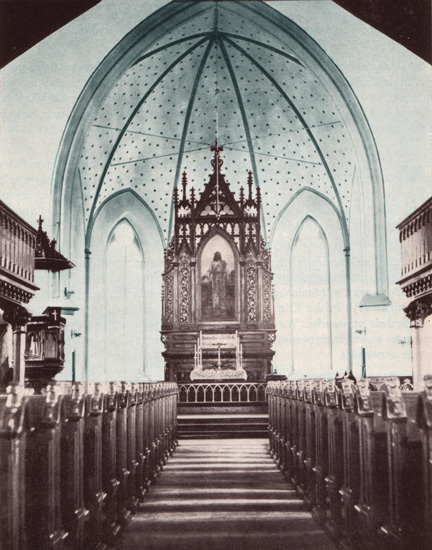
[200,234,236,321]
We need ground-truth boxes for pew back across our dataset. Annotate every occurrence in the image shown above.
[0,381,178,550]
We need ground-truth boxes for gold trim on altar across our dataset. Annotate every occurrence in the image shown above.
[190,331,247,381]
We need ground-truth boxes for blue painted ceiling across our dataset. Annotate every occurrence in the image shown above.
[79,3,356,245]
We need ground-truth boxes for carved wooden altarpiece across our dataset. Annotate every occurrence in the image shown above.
[161,143,276,381]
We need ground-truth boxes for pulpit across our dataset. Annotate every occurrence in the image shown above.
[161,143,276,381]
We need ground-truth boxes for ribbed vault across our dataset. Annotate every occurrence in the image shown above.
[74,2,358,245]
[53,0,388,298]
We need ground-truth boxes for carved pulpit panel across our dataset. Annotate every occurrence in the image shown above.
[25,306,66,390]
[161,144,275,381]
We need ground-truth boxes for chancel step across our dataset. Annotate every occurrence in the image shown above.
[121,439,337,550]
[178,413,269,439]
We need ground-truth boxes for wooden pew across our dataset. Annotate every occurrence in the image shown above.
[134,383,147,501]
[0,385,28,550]
[353,383,388,550]
[311,379,329,525]
[25,385,68,549]
[304,380,317,509]
[83,383,107,550]
[324,381,344,541]
[101,383,121,545]
[419,375,432,550]
[60,383,89,549]
[379,379,424,550]
[116,383,132,528]
[126,384,139,514]
[268,376,431,550]
[0,380,178,550]
[339,379,361,549]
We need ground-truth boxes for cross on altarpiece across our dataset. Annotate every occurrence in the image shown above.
[210,141,224,217]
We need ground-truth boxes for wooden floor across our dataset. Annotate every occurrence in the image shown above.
[120,439,337,550]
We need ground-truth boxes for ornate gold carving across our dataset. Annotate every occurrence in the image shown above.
[165,274,173,323]
[165,240,175,270]
[246,264,257,322]
[179,255,190,323]
[263,272,272,322]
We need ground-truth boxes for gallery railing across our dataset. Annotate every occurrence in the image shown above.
[267,377,432,550]
[397,196,432,279]
[0,199,37,287]
[0,380,178,550]
[178,381,267,404]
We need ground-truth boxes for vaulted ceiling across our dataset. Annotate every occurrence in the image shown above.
[78,2,358,245]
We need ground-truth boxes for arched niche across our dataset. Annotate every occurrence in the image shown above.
[272,189,349,377]
[104,219,144,382]
[197,230,239,322]
[291,216,332,378]
[86,189,164,382]
[52,0,388,306]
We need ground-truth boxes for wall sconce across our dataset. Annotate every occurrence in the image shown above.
[64,287,75,299]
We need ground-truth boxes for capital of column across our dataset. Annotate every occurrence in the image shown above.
[3,305,32,330]
[404,297,432,327]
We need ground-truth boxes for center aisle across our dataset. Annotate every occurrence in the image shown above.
[121,439,337,550]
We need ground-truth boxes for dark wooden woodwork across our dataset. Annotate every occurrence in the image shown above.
[134,384,146,501]
[25,389,68,549]
[25,306,66,391]
[0,386,27,550]
[161,144,275,382]
[0,203,74,388]
[419,377,432,549]
[83,384,107,550]
[60,386,89,550]
[268,378,432,550]
[0,380,177,550]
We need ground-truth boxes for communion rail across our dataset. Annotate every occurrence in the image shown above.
[0,381,178,550]
[178,381,267,404]
[267,377,432,550]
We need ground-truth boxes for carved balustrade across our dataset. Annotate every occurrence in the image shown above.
[267,377,432,550]
[0,200,38,294]
[0,380,178,550]
[178,381,267,404]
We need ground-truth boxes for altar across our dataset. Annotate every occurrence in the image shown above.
[161,143,276,381]
[190,331,247,381]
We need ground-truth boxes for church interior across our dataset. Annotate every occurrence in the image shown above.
[0,1,431,549]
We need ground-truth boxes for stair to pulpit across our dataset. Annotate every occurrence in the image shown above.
[177,404,269,439]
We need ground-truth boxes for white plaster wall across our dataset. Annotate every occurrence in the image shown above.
[0,0,430,379]
[1,1,429,225]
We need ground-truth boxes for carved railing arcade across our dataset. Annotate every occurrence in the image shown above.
[0,200,38,300]
[267,377,432,550]
[0,381,177,550]
[178,381,267,404]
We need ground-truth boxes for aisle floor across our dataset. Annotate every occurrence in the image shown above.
[121,439,337,550]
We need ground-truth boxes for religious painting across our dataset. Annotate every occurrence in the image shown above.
[200,235,236,321]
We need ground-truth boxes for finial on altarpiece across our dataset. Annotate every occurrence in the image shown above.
[181,171,188,201]
[210,140,224,173]
[247,170,253,200]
